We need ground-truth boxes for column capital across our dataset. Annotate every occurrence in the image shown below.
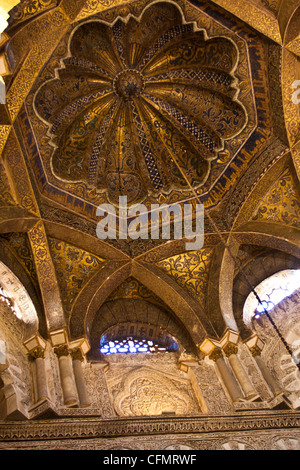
[199,338,216,356]
[223,343,239,357]
[69,338,90,357]
[249,346,262,358]
[220,329,239,349]
[209,347,223,362]
[54,344,69,358]
[28,347,45,361]
[70,348,84,362]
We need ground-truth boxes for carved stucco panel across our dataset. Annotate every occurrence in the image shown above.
[102,353,200,417]
[113,367,196,417]
[191,358,232,414]
[84,363,115,418]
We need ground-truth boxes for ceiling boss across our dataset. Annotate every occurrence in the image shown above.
[34,2,247,205]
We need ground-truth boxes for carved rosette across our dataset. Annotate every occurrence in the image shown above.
[34,2,247,205]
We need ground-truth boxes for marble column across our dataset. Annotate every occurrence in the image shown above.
[28,347,49,403]
[250,346,282,396]
[54,345,78,406]
[223,343,258,399]
[70,348,90,407]
[209,348,243,402]
[0,340,5,369]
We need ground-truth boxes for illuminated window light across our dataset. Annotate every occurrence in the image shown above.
[243,269,300,325]
[99,336,178,355]
[0,286,21,319]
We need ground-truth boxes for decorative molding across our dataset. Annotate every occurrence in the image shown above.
[0,411,300,441]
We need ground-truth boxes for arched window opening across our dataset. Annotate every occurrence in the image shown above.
[100,323,179,355]
[100,337,179,355]
[243,269,300,325]
[0,262,38,328]
[0,285,21,319]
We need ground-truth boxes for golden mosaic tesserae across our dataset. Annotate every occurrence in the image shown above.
[33,1,249,205]
[0,0,299,452]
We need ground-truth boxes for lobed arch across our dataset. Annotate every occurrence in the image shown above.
[232,222,300,259]
[215,152,300,334]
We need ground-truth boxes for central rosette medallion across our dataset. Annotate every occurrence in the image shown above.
[114,70,145,100]
[34,2,247,205]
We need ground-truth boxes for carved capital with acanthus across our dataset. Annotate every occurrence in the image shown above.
[28,347,45,361]
[223,343,239,357]
[249,346,262,358]
[209,347,223,362]
[70,348,84,362]
[54,344,69,358]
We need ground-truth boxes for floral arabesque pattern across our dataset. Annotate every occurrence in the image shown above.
[34,2,247,204]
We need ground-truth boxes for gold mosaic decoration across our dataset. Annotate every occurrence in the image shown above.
[107,276,166,308]
[156,248,214,309]
[0,0,299,351]
[0,126,11,156]
[0,232,39,291]
[28,221,65,331]
[252,168,300,228]
[0,159,16,207]
[8,0,58,27]
[3,131,40,217]
[209,0,282,43]
[33,1,247,205]
[6,8,69,122]
[48,237,106,314]
[257,0,282,14]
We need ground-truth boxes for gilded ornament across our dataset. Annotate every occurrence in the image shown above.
[223,343,238,357]
[34,2,247,205]
[252,168,300,229]
[48,237,105,315]
[54,344,69,357]
[250,346,262,358]
[28,222,66,331]
[209,348,223,362]
[28,347,45,361]
[70,348,84,361]
[156,248,214,309]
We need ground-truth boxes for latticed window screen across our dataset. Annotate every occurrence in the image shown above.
[100,337,178,355]
[243,269,300,323]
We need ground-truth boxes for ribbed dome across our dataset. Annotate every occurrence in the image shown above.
[34,2,247,204]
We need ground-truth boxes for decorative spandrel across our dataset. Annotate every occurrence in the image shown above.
[34,2,247,205]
